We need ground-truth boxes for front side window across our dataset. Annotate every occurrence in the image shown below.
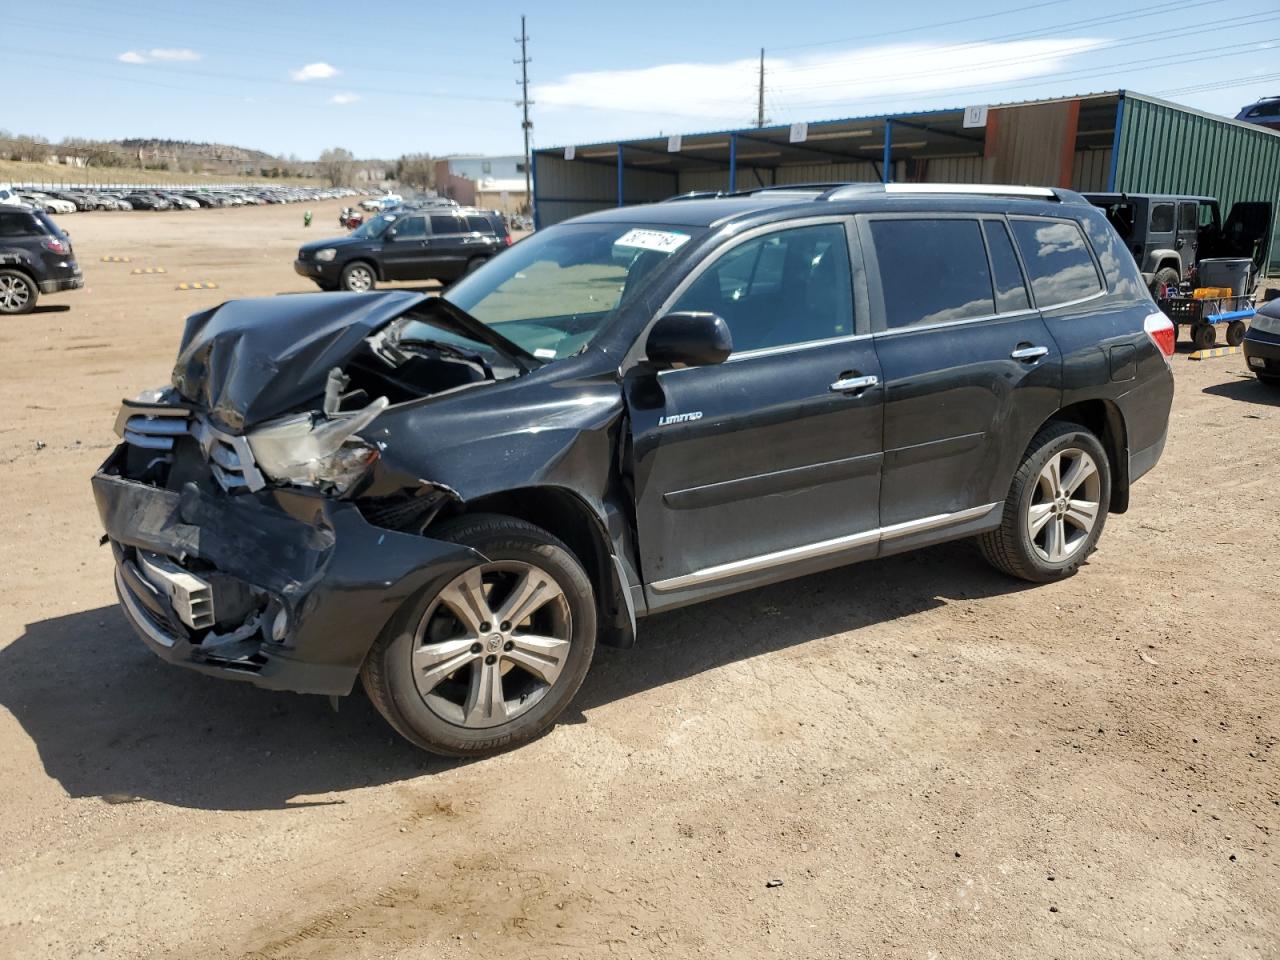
[870,218,994,329]
[672,223,854,353]
[442,221,702,360]
[390,216,425,240]
[1149,203,1175,233]
[1009,218,1103,307]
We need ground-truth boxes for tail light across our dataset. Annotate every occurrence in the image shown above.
[1145,311,1175,360]
[41,237,69,255]
[503,234,513,246]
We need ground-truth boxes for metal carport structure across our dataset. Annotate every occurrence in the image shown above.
[533,90,1280,274]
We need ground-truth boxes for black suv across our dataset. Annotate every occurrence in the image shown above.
[1082,192,1272,294]
[0,204,83,314]
[94,183,1174,756]
[295,208,512,291]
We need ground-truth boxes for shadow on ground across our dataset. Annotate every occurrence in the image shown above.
[1202,375,1280,407]
[2,540,1029,811]
[30,304,72,314]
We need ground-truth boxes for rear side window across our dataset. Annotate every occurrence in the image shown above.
[1178,202,1198,231]
[983,221,1031,313]
[870,218,994,329]
[1081,213,1144,300]
[430,215,461,234]
[465,215,491,232]
[1008,218,1103,307]
[1149,203,1174,233]
[0,212,35,237]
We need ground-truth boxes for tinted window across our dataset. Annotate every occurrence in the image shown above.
[1098,202,1136,240]
[870,219,993,329]
[1009,218,1103,307]
[673,223,853,352]
[465,215,491,233]
[1149,203,1174,233]
[0,212,34,237]
[391,216,425,239]
[430,215,461,234]
[982,221,1030,312]
[1081,214,1143,300]
[1178,202,1198,231]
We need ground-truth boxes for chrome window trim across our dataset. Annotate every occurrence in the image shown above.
[871,307,1039,340]
[659,330,873,373]
[649,502,999,592]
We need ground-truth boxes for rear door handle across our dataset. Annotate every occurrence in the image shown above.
[829,374,879,393]
[1011,345,1049,361]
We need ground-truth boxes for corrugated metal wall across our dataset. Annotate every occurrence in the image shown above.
[1115,94,1280,273]
[534,154,619,227]
[1072,149,1111,192]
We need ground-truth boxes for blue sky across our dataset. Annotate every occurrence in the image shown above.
[3,0,1277,160]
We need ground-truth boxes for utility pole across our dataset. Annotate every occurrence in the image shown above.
[515,16,533,215]
[756,48,764,128]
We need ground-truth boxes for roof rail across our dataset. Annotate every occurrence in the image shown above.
[826,182,1084,203]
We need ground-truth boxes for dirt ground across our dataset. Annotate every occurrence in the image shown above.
[0,201,1276,960]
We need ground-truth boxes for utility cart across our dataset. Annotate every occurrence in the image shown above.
[1157,290,1255,351]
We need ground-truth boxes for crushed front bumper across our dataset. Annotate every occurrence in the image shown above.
[93,445,482,696]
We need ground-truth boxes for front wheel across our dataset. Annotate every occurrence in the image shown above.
[0,269,37,315]
[1226,320,1246,347]
[340,261,376,292]
[979,422,1111,583]
[361,514,597,756]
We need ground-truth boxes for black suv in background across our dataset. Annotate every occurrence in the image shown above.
[0,204,83,314]
[295,208,512,291]
[1083,192,1272,294]
[96,183,1174,756]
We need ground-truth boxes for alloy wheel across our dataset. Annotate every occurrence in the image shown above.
[412,561,573,729]
[0,275,31,312]
[345,265,373,291]
[1027,448,1101,563]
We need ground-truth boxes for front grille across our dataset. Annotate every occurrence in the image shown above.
[118,403,266,492]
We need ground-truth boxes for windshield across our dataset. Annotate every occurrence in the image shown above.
[440,221,703,360]
[350,213,396,240]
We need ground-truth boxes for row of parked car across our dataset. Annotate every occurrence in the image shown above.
[0,185,373,214]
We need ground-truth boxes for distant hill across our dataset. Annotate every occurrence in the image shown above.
[114,139,297,174]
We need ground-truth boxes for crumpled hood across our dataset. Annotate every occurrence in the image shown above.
[172,291,426,433]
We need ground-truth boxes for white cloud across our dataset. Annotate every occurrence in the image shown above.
[118,48,202,64]
[532,38,1106,123]
[149,48,202,61]
[329,92,360,105]
[291,62,340,82]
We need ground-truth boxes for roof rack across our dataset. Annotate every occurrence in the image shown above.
[826,182,1078,202]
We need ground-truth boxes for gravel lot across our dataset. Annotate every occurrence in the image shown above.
[0,201,1276,960]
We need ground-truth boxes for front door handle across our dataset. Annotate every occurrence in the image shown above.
[829,374,879,393]
[1011,345,1049,362]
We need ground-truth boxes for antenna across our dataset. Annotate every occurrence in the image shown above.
[515,15,534,216]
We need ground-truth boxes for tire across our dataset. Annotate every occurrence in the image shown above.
[464,256,487,275]
[314,280,339,292]
[978,422,1112,583]
[340,261,376,292]
[1151,266,1180,297]
[1192,323,1217,351]
[0,269,38,315]
[361,513,597,756]
[1226,320,1246,347]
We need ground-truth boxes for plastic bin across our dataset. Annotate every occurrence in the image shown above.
[1197,258,1253,296]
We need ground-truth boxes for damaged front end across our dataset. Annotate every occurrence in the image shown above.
[92,292,533,695]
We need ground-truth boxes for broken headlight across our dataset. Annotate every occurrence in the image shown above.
[246,396,388,494]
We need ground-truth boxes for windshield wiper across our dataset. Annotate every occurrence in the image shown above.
[420,298,544,372]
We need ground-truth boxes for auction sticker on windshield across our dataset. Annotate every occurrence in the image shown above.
[615,229,691,254]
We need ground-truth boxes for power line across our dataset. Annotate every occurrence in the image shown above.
[771,0,1073,50]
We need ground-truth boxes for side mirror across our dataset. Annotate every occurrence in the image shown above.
[644,312,733,369]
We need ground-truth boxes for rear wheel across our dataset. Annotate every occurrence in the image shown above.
[361,514,597,756]
[464,256,487,275]
[340,261,376,292]
[979,422,1111,583]
[0,269,37,315]
[1192,323,1217,351]
[1226,320,1246,347]
[1151,266,1180,297]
